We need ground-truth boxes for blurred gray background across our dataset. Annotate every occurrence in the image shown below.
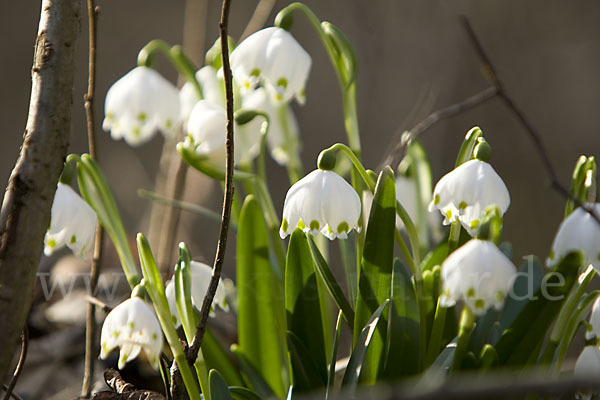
[1,0,599,272]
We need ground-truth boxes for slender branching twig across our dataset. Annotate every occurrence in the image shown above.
[460,16,600,224]
[2,327,28,400]
[85,295,112,313]
[81,2,105,398]
[187,0,235,363]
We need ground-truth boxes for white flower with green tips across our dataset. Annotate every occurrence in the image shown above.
[279,169,361,240]
[574,346,600,400]
[165,261,229,327]
[231,27,311,104]
[586,296,600,341]
[440,239,517,316]
[547,203,600,271]
[179,66,225,126]
[429,159,510,235]
[103,66,181,146]
[100,296,163,370]
[239,87,300,166]
[44,183,97,260]
[186,100,261,166]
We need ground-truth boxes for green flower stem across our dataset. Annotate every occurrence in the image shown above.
[426,298,448,366]
[540,264,595,366]
[275,3,362,156]
[276,105,303,184]
[136,234,201,400]
[451,306,476,372]
[448,220,462,254]
[324,143,373,191]
[137,39,203,99]
[73,154,140,289]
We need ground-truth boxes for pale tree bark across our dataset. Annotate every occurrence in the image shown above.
[0,0,81,380]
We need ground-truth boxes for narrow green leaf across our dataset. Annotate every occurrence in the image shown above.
[209,369,233,400]
[231,345,276,399]
[177,142,255,182]
[354,167,396,382]
[383,259,420,378]
[499,256,543,330]
[307,236,355,327]
[420,240,449,273]
[236,195,287,397]
[203,329,244,387]
[326,311,343,400]
[228,387,262,400]
[287,331,326,391]
[405,141,434,247]
[420,336,457,383]
[494,251,582,366]
[285,230,327,389]
[342,300,390,393]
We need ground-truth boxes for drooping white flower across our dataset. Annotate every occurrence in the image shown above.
[429,159,510,235]
[547,203,600,271]
[574,346,600,400]
[103,66,181,146]
[239,87,300,165]
[231,27,311,104]
[280,169,361,240]
[179,66,225,126]
[100,296,163,370]
[165,261,229,326]
[586,296,600,341]
[44,183,97,260]
[440,239,517,316]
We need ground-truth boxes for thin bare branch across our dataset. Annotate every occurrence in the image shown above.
[2,327,28,400]
[460,16,600,224]
[0,0,81,379]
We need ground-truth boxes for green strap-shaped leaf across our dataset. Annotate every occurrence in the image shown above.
[342,300,390,393]
[285,229,328,390]
[307,236,355,327]
[354,167,396,383]
[494,251,582,366]
[326,311,343,400]
[203,329,243,387]
[231,345,276,399]
[228,387,262,400]
[383,259,420,379]
[209,369,233,400]
[236,195,287,397]
[287,331,326,391]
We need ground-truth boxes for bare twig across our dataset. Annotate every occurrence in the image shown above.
[381,85,498,171]
[1,386,23,400]
[460,16,600,224]
[239,0,277,41]
[1,327,28,400]
[86,295,112,313]
[81,2,104,398]
[187,0,235,364]
[0,0,81,380]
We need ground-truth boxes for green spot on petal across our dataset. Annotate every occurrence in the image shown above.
[128,321,134,329]
[433,194,440,206]
[250,68,261,78]
[70,234,76,244]
[281,218,289,232]
[165,119,172,129]
[337,221,350,234]
[549,250,555,260]
[277,77,288,89]
[466,287,476,298]
[496,291,505,303]
[474,298,485,310]
[445,209,453,220]
[137,112,147,122]
[310,220,320,231]
[459,201,468,210]
[152,333,157,341]
[47,238,56,249]
[112,330,119,338]
[133,127,140,137]
[470,219,480,230]
[297,220,306,230]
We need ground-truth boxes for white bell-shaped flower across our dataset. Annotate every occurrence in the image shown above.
[186,100,261,166]
[100,296,163,370]
[103,66,181,146]
[429,159,510,235]
[440,239,517,316]
[231,27,311,104]
[547,203,600,271]
[179,66,225,127]
[280,169,361,240]
[574,346,600,400]
[165,261,229,327]
[44,183,97,260]
[586,296,600,341]
[239,87,300,165]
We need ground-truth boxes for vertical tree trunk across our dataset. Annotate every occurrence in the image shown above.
[0,0,81,380]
